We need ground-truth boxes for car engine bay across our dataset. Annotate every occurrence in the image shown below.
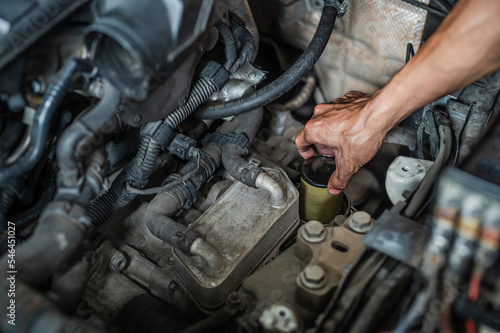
[1,0,500,332]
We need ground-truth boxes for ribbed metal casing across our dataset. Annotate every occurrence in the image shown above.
[173,168,299,311]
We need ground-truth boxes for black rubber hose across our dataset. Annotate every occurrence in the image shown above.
[139,117,248,221]
[221,108,264,187]
[0,114,24,164]
[403,110,455,218]
[89,76,220,227]
[144,143,223,252]
[217,21,238,71]
[0,60,90,184]
[0,151,107,286]
[193,3,337,119]
[271,75,317,111]
[57,81,120,176]
[141,109,264,257]
[348,264,413,332]
[229,12,255,73]
[145,214,200,253]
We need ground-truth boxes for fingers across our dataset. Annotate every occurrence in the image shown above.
[295,130,317,159]
[315,144,334,156]
[313,103,334,117]
[330,91,370,105]
[327,161,354,195]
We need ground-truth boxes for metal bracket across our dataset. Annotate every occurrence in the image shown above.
[324,0,348,18]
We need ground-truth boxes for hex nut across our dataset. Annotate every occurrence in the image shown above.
[301,220,326,243]
[347,211,373,233]
[300,264,327,290]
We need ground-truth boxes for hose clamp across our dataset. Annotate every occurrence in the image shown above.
[324,0,348,18]
[245,158,261,171]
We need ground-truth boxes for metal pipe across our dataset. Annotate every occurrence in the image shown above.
[190,238,224,276]
[255,171,286,207]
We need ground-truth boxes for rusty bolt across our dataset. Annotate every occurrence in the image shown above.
[347,211,373,233]
[109,253,127,272]
[301,220,326,243]
[300,264,327,290]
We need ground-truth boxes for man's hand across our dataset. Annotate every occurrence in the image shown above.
[295,91,392,195]
[296,0,500,195]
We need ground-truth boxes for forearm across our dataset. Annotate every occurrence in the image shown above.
[368,0,500,132]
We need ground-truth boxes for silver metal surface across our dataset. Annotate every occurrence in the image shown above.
[301,220,327,243]
[276,0,429,98]
[255,169,287,207]
[208,62,266,103]
[300,264,327,290]
[347,211,373,234]
[259,304,300,333]
[173,168,299,310]
[190,237,224,276]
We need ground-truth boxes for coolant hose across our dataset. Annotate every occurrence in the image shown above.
[89,63,228,227]
[221,108,263,186]
[193,2,338,119]
[1,149,110,285]
[142,112,269,272]
[142,115,250,220]
[2,83,122,283]
[0,60,91,185]
[56,81,121,187]
[145,142,224,274]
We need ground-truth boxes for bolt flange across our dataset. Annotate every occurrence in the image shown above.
[301,220,326,243]
[347,211,373,233]
[300,264,327,290]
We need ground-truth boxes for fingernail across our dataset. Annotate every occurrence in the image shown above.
[329,188,341,195]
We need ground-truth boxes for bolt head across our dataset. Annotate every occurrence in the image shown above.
[347,211,372,233]
[228,292,241,306]
[260,304,299,333]
[31,80,42,94]
[300,264,327,289]
[109,253,127,272]
[301,220,326,243]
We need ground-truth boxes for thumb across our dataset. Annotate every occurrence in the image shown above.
[327,163,352,195]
